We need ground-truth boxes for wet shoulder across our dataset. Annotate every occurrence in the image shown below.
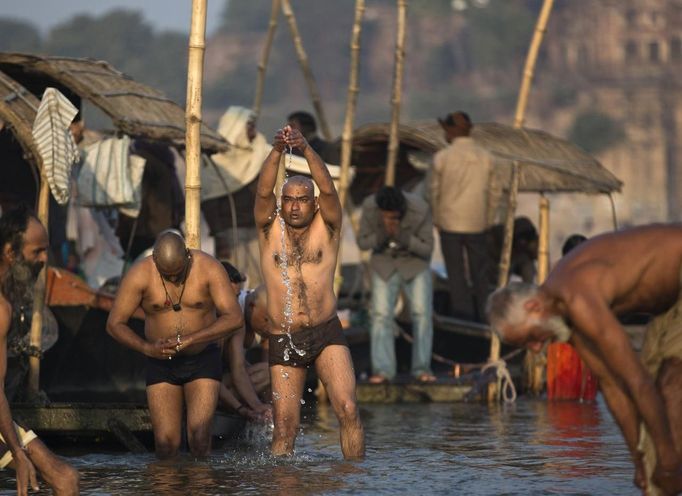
[312,210,340,240]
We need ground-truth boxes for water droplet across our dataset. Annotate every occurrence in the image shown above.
[307,388,313,393]
[300,399,306,405]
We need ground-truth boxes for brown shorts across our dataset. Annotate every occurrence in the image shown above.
[269,316,348,368]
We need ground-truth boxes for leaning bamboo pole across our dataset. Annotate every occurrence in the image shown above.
[253,0,281,121]
[184,0,208,250]
[384,0,407,187]
[488,0,555,402]
[281,0,333,141]
[27,174,49,395]
[333,0,366,297]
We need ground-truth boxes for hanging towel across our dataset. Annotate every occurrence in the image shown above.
[76,135,145,214]
[31,88,80,205]
[202,106,269,200]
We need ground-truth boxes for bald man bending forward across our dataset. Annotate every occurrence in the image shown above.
[255,126,364,459]
[107,231,243,458]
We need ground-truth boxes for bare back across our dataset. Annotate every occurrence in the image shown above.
[132,251,223,354]
[259,211,339,333]
[545,224,682,316]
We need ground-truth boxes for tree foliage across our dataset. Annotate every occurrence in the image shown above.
[0,19,42,53]
[569,111,625,154]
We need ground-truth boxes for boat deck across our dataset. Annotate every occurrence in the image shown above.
[356,374,482,403]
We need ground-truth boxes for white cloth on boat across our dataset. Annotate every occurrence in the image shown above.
[76,135,146,214]
[66,180,125,288]
[31,87,80,205]
[202,106,269,200]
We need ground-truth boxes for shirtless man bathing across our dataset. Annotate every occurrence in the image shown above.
[107,230,243,458]
[487,224,682,495]
[255,125,364,459]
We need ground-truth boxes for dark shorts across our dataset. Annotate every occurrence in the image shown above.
[268,316,348,368]
[146,343,222,387]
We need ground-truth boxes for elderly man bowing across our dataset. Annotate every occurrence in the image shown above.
[487,224,682,495]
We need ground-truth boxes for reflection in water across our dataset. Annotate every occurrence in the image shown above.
[0,399,637,495]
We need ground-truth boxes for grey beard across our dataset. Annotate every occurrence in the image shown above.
[544,315,572,343]
[2,259,42,309]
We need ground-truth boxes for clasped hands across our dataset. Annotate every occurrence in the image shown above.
[273,125,308,153]
[147,335,192,360]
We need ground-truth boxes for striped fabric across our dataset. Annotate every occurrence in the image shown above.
[31,88,80,205]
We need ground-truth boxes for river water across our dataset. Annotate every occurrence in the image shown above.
[0,398,637,495]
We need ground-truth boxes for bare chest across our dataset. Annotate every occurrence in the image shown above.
[142,279,212,314]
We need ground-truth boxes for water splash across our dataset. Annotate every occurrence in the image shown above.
[274,145,306,361]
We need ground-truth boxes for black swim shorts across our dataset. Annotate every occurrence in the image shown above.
[146,343,222,386]
[268,316,348,368]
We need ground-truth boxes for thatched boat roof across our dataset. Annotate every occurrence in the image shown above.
[351,121,622,203]
[0,53,228,153]
[0,70,42,175]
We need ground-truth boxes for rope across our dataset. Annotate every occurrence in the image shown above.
[396,325,523,370]
[395,324,519,403]
[481,359,517,403]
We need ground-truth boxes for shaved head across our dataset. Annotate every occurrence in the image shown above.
[282,175,314,195]
[153,230,189,281]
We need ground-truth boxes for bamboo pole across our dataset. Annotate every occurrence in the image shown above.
[488,0,555,402]
[525,194,550,393]
[27,173,49,396]
[281,0,333,141]
[253,0,281,121]
[536,195,550,282]
[487,162,520,402]
[513,0,555,128]
[184,0,208,250]
[333,0,366,297]
[384,0,407,187]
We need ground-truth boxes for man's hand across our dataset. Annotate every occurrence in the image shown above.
[283,126,308,153]
[14,449,38,496]
[253,403,273,422]
[273,128,287,152]
[145,339,179,360]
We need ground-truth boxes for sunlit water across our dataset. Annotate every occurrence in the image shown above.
[0,398,638,495]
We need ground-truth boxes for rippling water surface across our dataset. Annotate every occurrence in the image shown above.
[0,398,637,495]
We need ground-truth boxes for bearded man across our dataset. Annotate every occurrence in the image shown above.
[0,206,79,495]
[486,224,682,495]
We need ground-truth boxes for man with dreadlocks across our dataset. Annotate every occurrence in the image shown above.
[0,205,79,495]
[107,230,243,458]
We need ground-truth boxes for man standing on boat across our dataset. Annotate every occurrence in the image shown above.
[357,186,435,384]
[107,230,243,458]
[486,225,682,495]
[255,125,364,460]
[431,111,495,322]
[0,206,80,495]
